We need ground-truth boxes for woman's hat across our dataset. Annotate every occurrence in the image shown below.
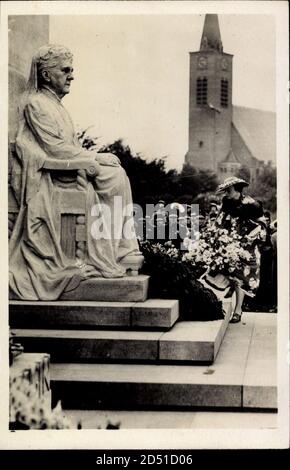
[216,176,249,194]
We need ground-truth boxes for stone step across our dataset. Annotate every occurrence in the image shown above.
[50,314,277,410]
[9,299,179,331]
[11,302,231,364]
[159,301,231,362]
[59,275,149,302]
[52,363,243,409]
[13,329,162,363]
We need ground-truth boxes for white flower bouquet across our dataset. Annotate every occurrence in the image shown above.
[182,219,253,277]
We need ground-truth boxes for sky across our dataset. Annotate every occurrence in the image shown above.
[50,14,275,169]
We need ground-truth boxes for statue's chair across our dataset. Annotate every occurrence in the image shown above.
[8,142,142,274]
[8,142,99,263]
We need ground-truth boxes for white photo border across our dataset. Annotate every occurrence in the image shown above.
[0,0,289,450]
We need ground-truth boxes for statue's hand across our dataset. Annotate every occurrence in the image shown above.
[95,153,120,167]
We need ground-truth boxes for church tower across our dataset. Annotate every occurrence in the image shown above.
[185,15,233,173]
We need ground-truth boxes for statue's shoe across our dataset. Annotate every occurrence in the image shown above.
[119,253,144,275]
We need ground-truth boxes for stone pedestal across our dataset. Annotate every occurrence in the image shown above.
[60,275,150,302]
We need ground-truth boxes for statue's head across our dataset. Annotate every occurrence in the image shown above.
[27,44,74,98]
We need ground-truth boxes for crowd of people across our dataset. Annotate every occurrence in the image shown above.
[245,211,277,312]
[134,200,211,247]
[135,187,277,314]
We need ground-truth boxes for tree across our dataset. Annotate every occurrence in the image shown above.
[178,164,218,197]
[250,165,276,214]
[78,130,219,210]
[193,191,220,216]
[236,165,251,183]
[99,139,180,208]
[79,129,276,215]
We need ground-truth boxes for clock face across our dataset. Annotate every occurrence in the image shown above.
[197,56,208,69]
[220,58,228,70]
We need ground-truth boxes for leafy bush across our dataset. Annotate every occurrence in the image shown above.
[140,240,224,321]
[249,164,276,214]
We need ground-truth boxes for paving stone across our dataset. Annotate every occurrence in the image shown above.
[65,409,196,429]
[131,299,179,329]
[65,409,277,429]
[60,275,149,302]
[243,314,277,409]
[189,411,277,429]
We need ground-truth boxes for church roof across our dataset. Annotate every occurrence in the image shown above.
[200,14,223,52]
[232,106,276,165]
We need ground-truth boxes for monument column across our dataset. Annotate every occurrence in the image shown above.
[9,15,49,142]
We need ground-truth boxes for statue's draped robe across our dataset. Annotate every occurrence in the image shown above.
[9,88,139,300]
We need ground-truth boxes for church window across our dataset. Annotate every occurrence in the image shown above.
[196,77,207,105]
[199,141,203,148]
[220,79,228,107]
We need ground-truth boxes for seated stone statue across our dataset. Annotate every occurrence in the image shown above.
[9,44,143,301]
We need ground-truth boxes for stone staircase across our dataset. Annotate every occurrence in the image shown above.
[10,275,276,412]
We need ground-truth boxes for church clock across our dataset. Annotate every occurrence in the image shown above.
[197,56,208,69]
[220,57,228,70]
